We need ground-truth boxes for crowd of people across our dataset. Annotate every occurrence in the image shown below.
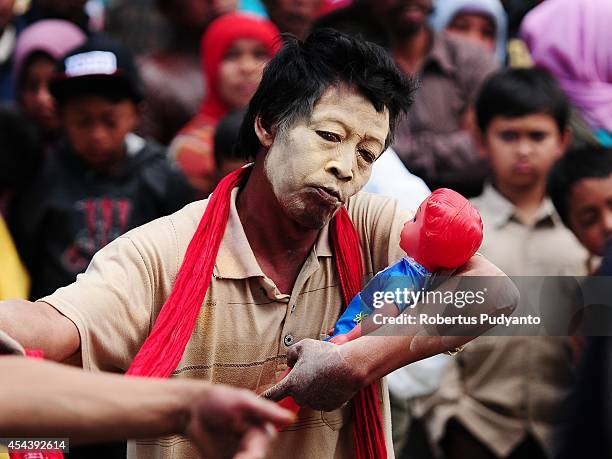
[0,0,611,458]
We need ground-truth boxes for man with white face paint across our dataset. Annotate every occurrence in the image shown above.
[260,86,390,231]
[0,29,517,458]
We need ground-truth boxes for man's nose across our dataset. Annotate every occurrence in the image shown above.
[326,148,354,181]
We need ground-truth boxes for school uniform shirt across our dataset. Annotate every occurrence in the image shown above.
[41,190,410,459]
[8,134,194,300]
[416,184,589,458]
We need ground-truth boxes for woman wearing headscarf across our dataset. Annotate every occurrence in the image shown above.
[12,19,86,151]
[521,0,612,147]
[168,12,281,196]
[430,0,508,64]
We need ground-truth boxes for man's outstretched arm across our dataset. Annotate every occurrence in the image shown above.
[264,255,519,411]
[0,356,294,459]
[0,300,80,361]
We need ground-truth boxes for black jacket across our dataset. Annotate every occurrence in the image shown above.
[8,137,194,299]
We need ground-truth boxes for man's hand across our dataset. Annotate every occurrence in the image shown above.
[262,339,364,412]
[186,385,295,459]
[263,255,519,414]
[0,357,294,456]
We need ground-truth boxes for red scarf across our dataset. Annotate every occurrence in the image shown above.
[127,166,387,458]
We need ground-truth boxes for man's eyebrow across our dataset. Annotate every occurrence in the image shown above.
[311,115,386,148]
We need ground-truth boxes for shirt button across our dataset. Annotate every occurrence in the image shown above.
[291,304,296,314]
[284,334,294,347]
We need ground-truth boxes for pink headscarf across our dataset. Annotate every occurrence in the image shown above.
[520,0,612,132]
[12,19,86,87]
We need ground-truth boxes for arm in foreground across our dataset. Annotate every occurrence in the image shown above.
[0,356,294,459]
[0,299,80,361]
[264,255,518,411]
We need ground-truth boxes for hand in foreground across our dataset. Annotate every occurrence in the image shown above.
[186,385,295,459]
[262,339,364,412]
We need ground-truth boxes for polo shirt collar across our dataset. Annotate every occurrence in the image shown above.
[213,187,333,280]
[480,183,561,229]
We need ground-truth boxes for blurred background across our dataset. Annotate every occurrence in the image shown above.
[0,0,611,458]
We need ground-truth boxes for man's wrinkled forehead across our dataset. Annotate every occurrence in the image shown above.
[300,85,391,144]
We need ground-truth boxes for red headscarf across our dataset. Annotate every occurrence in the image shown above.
[198,13,282,124]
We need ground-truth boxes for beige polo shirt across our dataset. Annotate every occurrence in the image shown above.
[42,188,409,459]
[417,184,589,458]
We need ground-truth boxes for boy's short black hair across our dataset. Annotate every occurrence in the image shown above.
[236,28,416,158]
[50,36,143,105]
[548,147,612,227]
[476,67,570,133]
[214,108,247,165]
[0,106,43,191]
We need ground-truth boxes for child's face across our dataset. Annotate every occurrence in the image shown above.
[218,38,272,110]
[567,174,612,256]
[61,95,139,171]
[19,54,60,134]
[447,12,496,54]
[481,113,570,190]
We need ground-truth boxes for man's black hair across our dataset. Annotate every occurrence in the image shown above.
[236,28,416,159]
[214,108,247,165]
[476,67,570,134]
[0,106,43,192]
[548,147,612,227]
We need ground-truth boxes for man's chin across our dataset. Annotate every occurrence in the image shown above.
[293,213,332,230]
[288,206,339,230]
[278,189,344,230]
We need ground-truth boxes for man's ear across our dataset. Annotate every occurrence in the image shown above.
[254,116,274,147]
